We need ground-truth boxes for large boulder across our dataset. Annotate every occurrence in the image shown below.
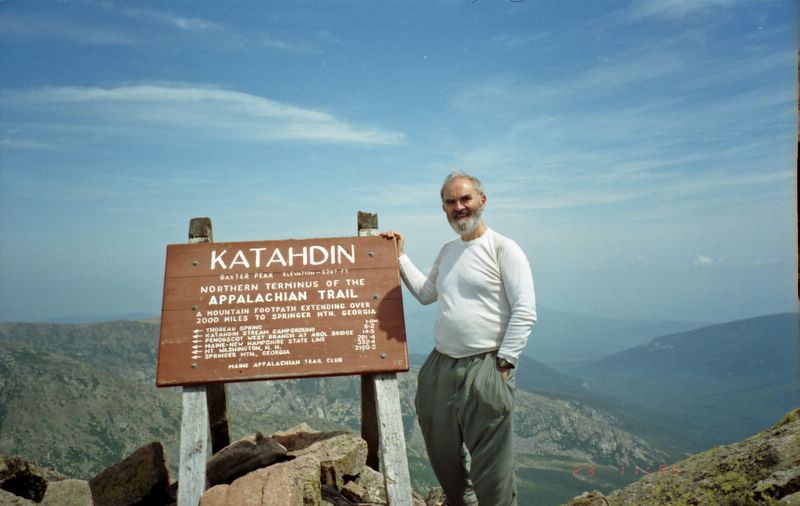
[89,442,171,506]
[40,479,93,506]
[201,454,321,506]
[274,425,368,489]
[199,425,389,506]
[206,432,288,486]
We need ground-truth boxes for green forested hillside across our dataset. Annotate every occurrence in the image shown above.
[4,315,794,503]
[0,319,673,505]
[0,320,160,380]
[0,338,345,479]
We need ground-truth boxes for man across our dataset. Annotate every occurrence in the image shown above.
[383,172,536,506]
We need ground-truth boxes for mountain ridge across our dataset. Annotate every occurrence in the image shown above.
[1,312,795,505]
[0,319,671,505]
[554,312,800,450]
[402,303,707,363]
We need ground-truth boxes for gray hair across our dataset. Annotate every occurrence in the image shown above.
[440,171,484,201]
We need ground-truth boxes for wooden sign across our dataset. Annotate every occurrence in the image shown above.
[157,235,408,386]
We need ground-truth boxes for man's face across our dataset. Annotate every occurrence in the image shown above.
[442,177,486,236]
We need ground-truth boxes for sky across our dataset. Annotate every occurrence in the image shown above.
[0,0,797,324]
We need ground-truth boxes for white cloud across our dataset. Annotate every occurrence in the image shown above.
[114,4,314,54]
[0,4,311,54]
[103,2,224,33]
[491,31,551,49]
[3,84,406,146]
[0,13,136,46]
[694,254,715,266]
[123,8,224,32]
[626,0,740,20]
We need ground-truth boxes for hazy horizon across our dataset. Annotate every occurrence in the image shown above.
[1,1,797,324]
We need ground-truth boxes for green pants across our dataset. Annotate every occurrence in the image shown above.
[415,349,517,506]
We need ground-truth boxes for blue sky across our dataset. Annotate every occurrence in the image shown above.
[0,0,796,324]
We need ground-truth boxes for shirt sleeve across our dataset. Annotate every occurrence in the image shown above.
[496,241,537,365]
[398,253,438,305]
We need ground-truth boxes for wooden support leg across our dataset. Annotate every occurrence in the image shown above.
[179,385,209,506]
[374,373,413,506]
[361,375,380,470]
[206,383,231,454]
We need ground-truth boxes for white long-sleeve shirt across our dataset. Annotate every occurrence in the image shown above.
[398,228,536,365]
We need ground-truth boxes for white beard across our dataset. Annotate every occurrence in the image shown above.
[448,207,483,237]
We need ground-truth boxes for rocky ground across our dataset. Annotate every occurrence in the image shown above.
[563,408,800,505]
[2,406,797,505]
[1,423,446,506]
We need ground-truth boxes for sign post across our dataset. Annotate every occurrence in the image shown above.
[188,219,232,455]
[358,212,413,506]
[176,218,212,506]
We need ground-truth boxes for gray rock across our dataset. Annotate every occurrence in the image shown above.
[562,490,609,506]
[89,441,170,506]
[206,432,288,486]
[0,489,35,506]
[340,481,366,503]
[201,455,321,506]
[41,479,93,506]
[288,434,367,489]
[353,464,387,504]
[271,425,368,490]
[779,491,800,505]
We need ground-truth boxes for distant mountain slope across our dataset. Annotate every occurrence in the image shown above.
[555,312,800,449]
[0,337,181,478]
[402,303,704,363]
[0,338,345,479]
[0,320,668,505]
[529,307,706,364]
[37,313,156,324]
[0,320,159,381]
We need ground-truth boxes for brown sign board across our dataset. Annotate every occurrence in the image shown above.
[156,235,408,387]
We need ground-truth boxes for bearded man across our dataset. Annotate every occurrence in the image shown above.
[383,172,536,506]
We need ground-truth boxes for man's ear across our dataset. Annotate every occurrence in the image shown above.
[481,194,487,206]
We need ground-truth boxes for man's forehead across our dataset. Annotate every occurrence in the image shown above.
[443,177,478,196]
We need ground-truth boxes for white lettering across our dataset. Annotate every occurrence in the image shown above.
[249,247,267,267]
[309,245,328,265]
[266,248,287,267]
[208,243,357,271]
[288,247,307,266]
[210,249,228,270]
[337,244,355,264]
[229,250,250,268]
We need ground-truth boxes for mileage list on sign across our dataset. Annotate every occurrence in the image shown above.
[156,235,408,386]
